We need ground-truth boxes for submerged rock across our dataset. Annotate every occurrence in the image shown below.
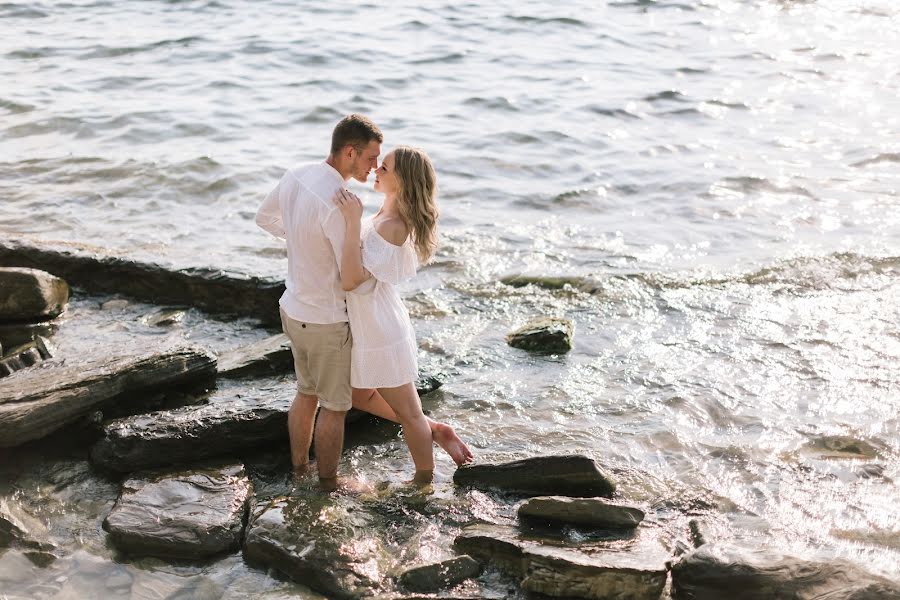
[453,455,616,497]
[0,267,69,322]
[454,523,668,600]
[0,346,217,448]
[802,434,880,460]
[399,555,482,593]
[144,308,187,327]
[217,334,294,378]
[518,496,644,529]
[500,275,590,290]
[0,240,285,325]
[670,544,900,600]
[243,492,392,599]
[506,317,574,354]
[103,464,251,559]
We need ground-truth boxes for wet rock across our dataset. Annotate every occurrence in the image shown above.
[0,267,69,322]
[91,388,292,473]
[831,528,900,551]
[103,464,251,559]
[0,321,57,348]
[803,435,879,460]
[399,555,482,592]
[0,344,42,378]
[500,275,589,290]
[453,455,616,497]
[144,308,187,327]
[243,492,392,599]
[101,298,130,311]
[0,239,284,325]
[414,373,443,396]
[518,496,644,529]
[217,334,293,378]
[670,544,900,600]
[0,346,217,448]
[506,317,573,354]
[454,523,668,600]
[0,498,51,550]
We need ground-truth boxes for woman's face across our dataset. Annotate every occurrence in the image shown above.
[373,151,399,196]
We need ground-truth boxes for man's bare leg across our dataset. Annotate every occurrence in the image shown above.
[351,387,473,466]
[315,407,347,489]
[288,392,318,470]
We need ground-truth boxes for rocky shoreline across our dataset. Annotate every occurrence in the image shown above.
[2,241,898,599]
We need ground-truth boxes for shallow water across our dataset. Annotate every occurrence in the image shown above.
[2,0,899,596]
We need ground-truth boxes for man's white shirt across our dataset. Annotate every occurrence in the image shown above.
[256,161,348,324]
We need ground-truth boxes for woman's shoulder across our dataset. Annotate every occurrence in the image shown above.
[373,216,409,247]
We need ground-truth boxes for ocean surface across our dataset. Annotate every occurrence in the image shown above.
[1,0,899,597]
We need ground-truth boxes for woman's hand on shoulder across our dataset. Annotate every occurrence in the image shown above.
[374,216,409,246]
[332,188,363,222]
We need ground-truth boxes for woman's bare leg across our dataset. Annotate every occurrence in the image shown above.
[363,383,434,479]
[352,388,473,465]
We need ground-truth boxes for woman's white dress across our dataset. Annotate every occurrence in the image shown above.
[347,217,419,389]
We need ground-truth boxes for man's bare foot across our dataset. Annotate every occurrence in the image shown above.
[432,422,474,466]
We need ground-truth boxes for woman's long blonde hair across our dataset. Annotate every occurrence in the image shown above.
[392,146,438,263]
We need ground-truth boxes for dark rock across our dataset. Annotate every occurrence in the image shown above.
[414,373,443,396]
[0,345,43,378]
[217,334,293,378]
[500,275,589,290]
[243,492,391,599]
[91,387,292,473]
[453,455,616,497]
[454,523,668,600]
[506,317,574,354]
[0,321,57,348]
[518,496,644,528]
[399,555,482,592]
[0,267,69,322]
[0,346,216,448]
[671,544,900,600]
[103,463,251,559]
[0,240,284,325]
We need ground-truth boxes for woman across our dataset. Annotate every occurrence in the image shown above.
[334,146,472,483]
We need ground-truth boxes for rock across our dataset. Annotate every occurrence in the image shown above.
[399,555,482,592]
[830,528,900,551]
[518,496,644,529]
[453,455,616,497]
[91,387,293,473]
[0,267,69,322]
[0,321,57,348]
[0,239,284,325]
[0,346,217,448]
[144,308,187,327]
[0,345,43,378]
[103,463,251,559]
[454,523,668,600]
[0,498,53,551]
[670,544,900,600]
[101,299,130,311]
[506,317,574,354]
[217,334,294,378]
[414,373,443,396]
[243,492,391,599]
[500,275,589,290]
[802,435,879,460]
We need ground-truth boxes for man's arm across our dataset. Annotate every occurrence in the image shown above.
[256,172,288,239]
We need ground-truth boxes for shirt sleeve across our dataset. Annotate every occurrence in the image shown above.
[256,171,288,239]
[321,206,346,271]
[361,231,417,284]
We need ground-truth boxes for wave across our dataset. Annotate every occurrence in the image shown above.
[851,153,900,168]
[78,36,204,59]
[505,15,588,27]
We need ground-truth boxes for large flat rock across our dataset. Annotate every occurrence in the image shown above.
[217,334,293,378]
[454,523,668,600]
[0,267,69,323]
[243,492,392,599]
[0,240,284,325]
[671,544,900,600]
[0,346,216,448]
[90,387,293,473]
[453,455,616,497]
[103,463,252,559]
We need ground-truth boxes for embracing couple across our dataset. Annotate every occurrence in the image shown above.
[256,114,473,491]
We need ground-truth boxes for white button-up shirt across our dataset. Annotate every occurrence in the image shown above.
[256,161,348,324]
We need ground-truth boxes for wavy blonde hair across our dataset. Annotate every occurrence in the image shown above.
[392,146,438,263]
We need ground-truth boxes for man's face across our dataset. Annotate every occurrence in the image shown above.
[350,140,381,183]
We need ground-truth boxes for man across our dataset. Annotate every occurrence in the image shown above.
[256,114,382,489]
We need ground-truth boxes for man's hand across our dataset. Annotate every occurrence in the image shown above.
[333,189,364,222]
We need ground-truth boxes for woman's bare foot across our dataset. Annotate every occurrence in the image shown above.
[431,422,474,466]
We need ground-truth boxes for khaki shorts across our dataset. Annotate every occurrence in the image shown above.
[280,308,352,412]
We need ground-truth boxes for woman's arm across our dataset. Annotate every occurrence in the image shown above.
[333,189,370,291]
